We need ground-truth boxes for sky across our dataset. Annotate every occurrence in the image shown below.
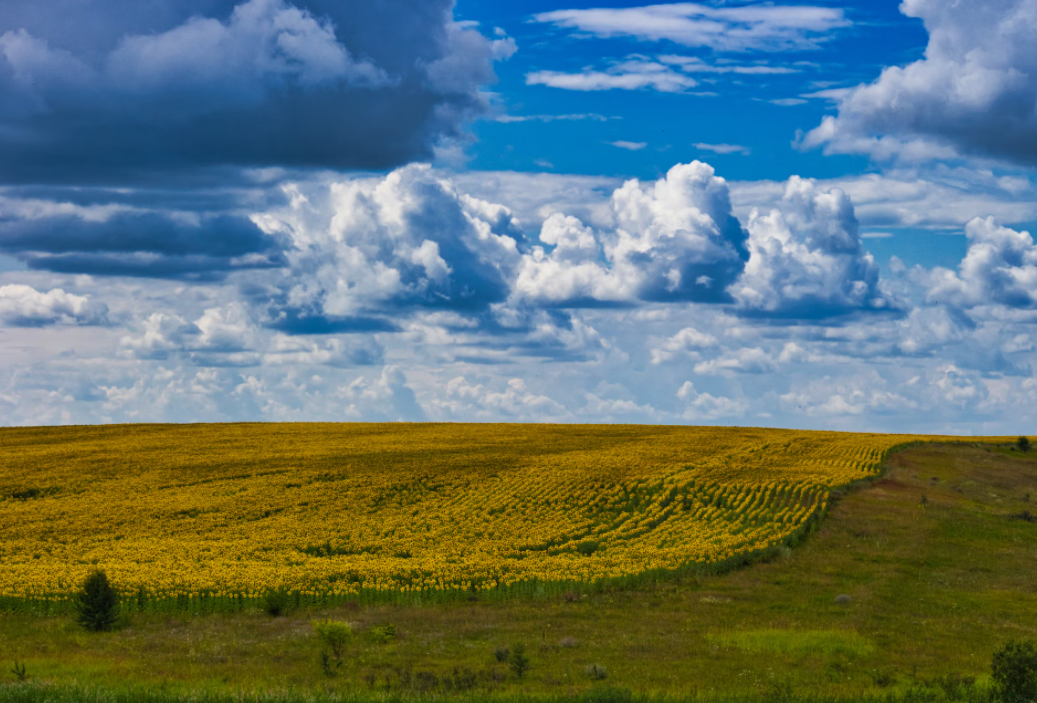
[1,0,1037,433]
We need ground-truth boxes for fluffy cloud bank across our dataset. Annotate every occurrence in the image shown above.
[803,0,1037,166]
[928,217,1037,308]
[0,0,506,182]
[731,177,893,316]
[0,284,108,326]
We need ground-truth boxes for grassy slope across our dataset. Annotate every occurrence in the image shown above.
[0,443,1035,699]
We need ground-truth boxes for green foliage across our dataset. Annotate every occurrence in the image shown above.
[494,645,510,663]
[508,643,530,679]
[369,623,397,643]
[992,639,1037,703]
[73,569,119,632]
[262,589,289,617]
[1018,437,1031,453]
[9,661,27,682]
[585,663,608,680]
[312,619,352,676]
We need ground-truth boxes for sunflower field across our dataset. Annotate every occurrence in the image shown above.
[0,423,991,613]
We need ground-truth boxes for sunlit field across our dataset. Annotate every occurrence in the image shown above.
[0,423,1001,613]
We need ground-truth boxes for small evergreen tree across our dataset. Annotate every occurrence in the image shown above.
[1018,437,1031,453]
[509,643,530,679]
[992,639,1037,703]
[74,569,120,632]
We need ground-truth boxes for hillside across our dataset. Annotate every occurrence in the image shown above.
[1,435,1035,699]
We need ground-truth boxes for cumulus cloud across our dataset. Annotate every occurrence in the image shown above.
[651,326,718,364]
[730,176,893,316]
[0,284,109,326]
[532,4,850,52]
[336,365,425,421]
[514,162,749,307]
[801,0,1037,166]
[927,217,1037,308]
[693,347,777,376]
[432,376,568,420]
[0,0,506,182]
[252,164,523,330]
[676,381,747,420]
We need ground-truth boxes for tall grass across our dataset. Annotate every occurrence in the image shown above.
[708,629,876,658]
[0,683,999,703]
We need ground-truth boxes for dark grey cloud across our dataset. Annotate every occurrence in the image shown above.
[0,211,285,279]
[0,0,500,184]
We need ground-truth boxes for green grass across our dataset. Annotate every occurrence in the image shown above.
[708,629,875,658]
[0,442,1034,701]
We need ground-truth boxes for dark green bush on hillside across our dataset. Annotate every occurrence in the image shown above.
[74,569,119,632]
[993,639,1037,703]
[1018,437,1031,453]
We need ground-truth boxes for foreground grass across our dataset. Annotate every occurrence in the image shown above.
[1,443,1035,700]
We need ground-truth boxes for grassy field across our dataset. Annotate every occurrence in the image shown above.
[1,440,1035,701]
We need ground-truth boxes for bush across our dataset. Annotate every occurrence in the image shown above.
[74,569,120,632]
[262,589,289,617]
[370,623,397,643]
[313,620,353,676]
[1019,437,1031,453]
[509,643,530,679]
[586,663,608,680]
[992,639,1037,703]
[494,645,511,663]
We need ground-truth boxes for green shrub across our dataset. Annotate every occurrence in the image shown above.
[73,569,119,632]
[313,619,353,676]
[1019,437,1031,453]
[494,645,511,663]
[262,589,289,617]
[509,643,530,679]
[370,623,397,643]
[993,639,1037,703]
[585,663,608,680]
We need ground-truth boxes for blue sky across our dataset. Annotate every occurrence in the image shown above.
[1,0,1037,433]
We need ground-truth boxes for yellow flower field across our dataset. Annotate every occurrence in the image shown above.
[0,423,997,607]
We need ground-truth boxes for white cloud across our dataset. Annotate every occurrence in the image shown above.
[651,326,718,364]
[255,164,523,324]
[432,376,568,420]
[801,0,1037,166]
[658,55,798,75]
[693,347,777,376]
[512,161,749,307]
[676,381,748,420]
[694,143,750,155]
[0,284,108,327]
[494,113,615,123]
[927,217,1037,308]
[533,4,850,52]
[526,60,699,92]
[609,141,647,151]
[729,177,894,316]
